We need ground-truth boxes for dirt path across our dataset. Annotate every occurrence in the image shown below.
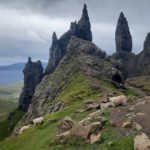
[111,96,150,137]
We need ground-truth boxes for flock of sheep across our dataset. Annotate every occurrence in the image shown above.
[19,117,44,134]
[19,95,128,135]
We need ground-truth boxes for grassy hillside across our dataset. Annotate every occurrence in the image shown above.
[0,81,23,122]
[0,99,17,122]
[0,73,137,150]
[0,82,23,141]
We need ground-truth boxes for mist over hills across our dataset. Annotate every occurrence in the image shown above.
[0,62,47,71]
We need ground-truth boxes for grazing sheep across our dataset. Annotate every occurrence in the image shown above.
[33,117,44,126]
[20,125,31,134]
[109,95,127,107]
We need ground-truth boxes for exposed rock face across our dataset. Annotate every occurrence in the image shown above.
[111,51,137,79]
[14,37,111,133]
[18,57,43,112]
[136,33,150,76]
[45,4,92,75]
[45,32,62,74]
[115,12,132,52]
[75,4,92,41]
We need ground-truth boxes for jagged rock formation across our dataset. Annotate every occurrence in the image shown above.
[13,36,112,134]
[136,33,150,76]
[111,51,137,79]
[112,12,136,79]
[115,12,132,52]
[18,57,43,112]
[45,32,62,74]
[27,37,107,119]
[45,4,92,75]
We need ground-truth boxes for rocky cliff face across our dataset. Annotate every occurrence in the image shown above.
[115,12,132,52]
[45,4,92,75]
[18,57,43,112]
[136,33,150,75]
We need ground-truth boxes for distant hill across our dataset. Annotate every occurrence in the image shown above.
[0,62,47,71]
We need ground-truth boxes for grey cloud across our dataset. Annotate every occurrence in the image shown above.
[0,0,150,65]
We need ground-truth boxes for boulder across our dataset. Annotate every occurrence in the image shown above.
[100,102,112,109]
[78,117,92,126]
[88,110,102,118]
[70,123,91,139]
[134,133,150,150]
[122,121,132,128]
[90,133,101,144]
[86,103,100,110]
[58,117,76,133]
[132,122,142,131]
[84,99,95,104]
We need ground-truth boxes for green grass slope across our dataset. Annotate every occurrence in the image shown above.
[0,99,17,122]
[0,73,137,150]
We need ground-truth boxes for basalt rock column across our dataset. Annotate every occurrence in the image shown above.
[18,57,43,112]
[77,4,92,41]
[115,12,132,52]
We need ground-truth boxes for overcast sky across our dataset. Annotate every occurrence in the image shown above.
[0,0,150,65]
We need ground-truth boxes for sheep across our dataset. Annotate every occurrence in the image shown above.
[20,125,31,134]
[33,117,44,126]
[109,95,128,107]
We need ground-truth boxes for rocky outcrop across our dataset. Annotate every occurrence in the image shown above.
[115,12,132,52]
[45,4,92,75]
[18,57,43,112]
[111,51,137,79]
[136,33,150,76]
[15,37,111,130]
[75,4,92,41]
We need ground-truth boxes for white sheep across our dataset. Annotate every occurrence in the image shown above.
[33,117,44,126]
[20,125,31,134]
[109,95,128,107]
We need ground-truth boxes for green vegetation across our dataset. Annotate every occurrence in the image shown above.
[128,77,150,94]
[0,99,17,122]
[99,128,134,150]
[58,73,98,104]
[0,109,25,141]
[0,73,135,150]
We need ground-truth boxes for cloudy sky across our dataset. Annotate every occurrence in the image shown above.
[0,0,150,65]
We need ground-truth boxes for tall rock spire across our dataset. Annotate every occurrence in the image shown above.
[52,31,57,44]
[115,12,132,52]
[77,4,92,41]
[45,32,62,75]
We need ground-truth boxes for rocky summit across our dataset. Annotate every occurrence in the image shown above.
[18,57,43,112]
[45,4,92,75]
